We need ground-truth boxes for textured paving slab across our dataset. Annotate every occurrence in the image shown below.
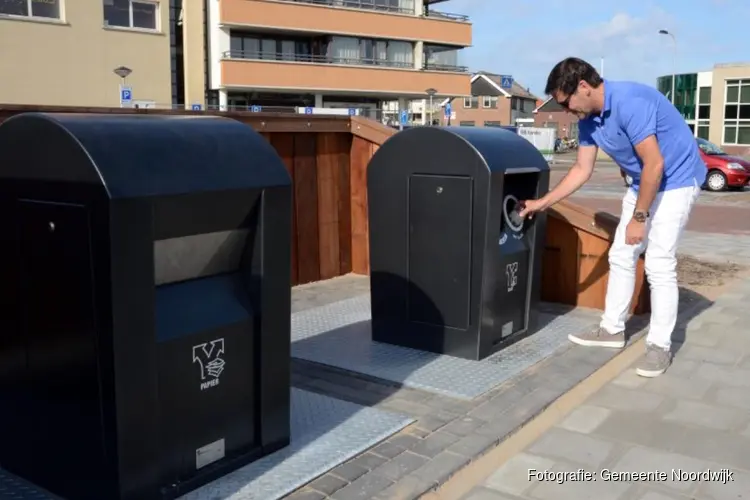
[291,294,600,400]
[0,389,412,500]
[0,470,61,499]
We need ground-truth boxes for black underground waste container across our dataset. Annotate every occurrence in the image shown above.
[0,113,292,500]
[367,126,550,361]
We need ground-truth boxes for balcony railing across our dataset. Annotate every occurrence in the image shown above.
[424,10,469,22]
[224,50,414,69]
[275,0,414,15]
[270,0,470,22]
[423,62,468,72]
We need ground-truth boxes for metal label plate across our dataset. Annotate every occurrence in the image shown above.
[501,321,514,338]
[196,438,225,470]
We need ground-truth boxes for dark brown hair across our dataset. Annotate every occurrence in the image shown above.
[544,57,602,96]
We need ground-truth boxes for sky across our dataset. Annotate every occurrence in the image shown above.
[449,0,750,98]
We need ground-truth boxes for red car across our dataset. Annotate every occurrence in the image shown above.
[621,138,750,191]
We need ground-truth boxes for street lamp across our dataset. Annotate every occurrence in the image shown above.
[113,66,132,84]
[658,30,677,105]
[425,88,437,126]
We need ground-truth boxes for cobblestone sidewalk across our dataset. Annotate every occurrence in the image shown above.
[464,277,750,500]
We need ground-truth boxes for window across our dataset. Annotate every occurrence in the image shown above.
[695,85,711,138]
[104,0,158,30]
[463,96,478,108]
[459,121,475,126]
[484,121,502,127]
[723,79,750,145]
[0,0,61,19]
[482,96,497,108]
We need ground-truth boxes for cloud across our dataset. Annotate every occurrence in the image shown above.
[452,3,682,96]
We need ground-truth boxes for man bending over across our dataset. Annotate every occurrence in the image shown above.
[519,57,706,377]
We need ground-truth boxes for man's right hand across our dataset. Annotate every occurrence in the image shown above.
[518,199,545,219]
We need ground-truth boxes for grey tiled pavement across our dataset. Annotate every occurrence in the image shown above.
[678,231,750,265]
[463,277,750,500]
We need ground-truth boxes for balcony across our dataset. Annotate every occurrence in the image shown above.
[219,0,472,47]
[220,51,471,97]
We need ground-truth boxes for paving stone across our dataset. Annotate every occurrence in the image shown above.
[410,430,462,458]
[714,386,750,411]
[534,356,597,392]
[611,445,711,493]
[447,432,499,458]
[373,451,429,482]
[692,362,750,388]
[640,371,713,400]
[527,428,615,467]
[678,344,742,365]
[634,491,685,500]
[409,450,471,486]
[696,467,750,500]
[386,434,422,451]
[694,309,737,325]
[422,396,478,415]
[505,387,564,422]
[331,473,394,500]
[286,488,328,500]
[468,387,528,421]
[557,405,612,434]
[669,425,750,471]
[309,474,348,496]
[662,399,747,431]
[593,411,688,452]
[406,427,430,439]
[681,329,722,347]
[380,399,436,417]
[348,452,389,471]
[659,358,698,377]
[462,486,521,499]
[441,416,486,437]
[587,385,665,412]
[484,452,555,496]
[611,370,648,389]
[526,461,633,500]
[415,414,455,433]
[372,442,409,460]
[331,462,369,482]
[370,475,434,500]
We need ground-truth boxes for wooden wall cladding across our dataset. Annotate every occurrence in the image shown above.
[543,201,650,314]
[260,132,353,285]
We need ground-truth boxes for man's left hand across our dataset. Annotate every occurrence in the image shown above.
[625,219,646,245]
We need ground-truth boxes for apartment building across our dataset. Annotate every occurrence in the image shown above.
[0,0,472,113]
[206,0,472,114]
[442,72,538,127]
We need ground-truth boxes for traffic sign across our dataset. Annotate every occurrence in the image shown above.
[250,105,261,112]
[120,86,132,106]
[348,108,356,116]
[444,102,452,117]
[191,103,202,111]
[304,107,313,115]
[500,75,513,89]
[400,110,408,125]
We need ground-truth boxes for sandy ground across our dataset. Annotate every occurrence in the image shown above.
[677,254,748,308]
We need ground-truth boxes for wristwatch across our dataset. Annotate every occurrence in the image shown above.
[633,210,650,223]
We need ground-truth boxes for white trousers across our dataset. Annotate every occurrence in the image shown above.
[600,180,701,349]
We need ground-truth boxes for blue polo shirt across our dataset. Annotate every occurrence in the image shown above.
[578,79,707,191]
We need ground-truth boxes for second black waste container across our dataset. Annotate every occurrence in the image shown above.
[367,126,550,361]
[0,112,292,500]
